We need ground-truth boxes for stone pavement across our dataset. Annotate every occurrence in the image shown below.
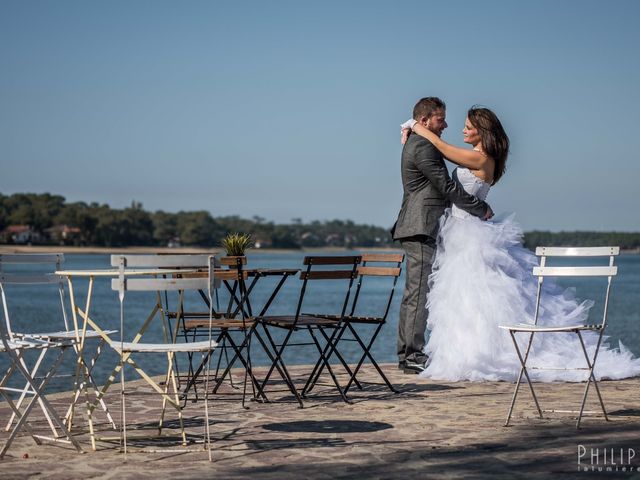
[1,365,639,479]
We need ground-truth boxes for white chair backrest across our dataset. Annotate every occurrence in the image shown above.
[109,254,218,295]
[532,246,619,328]
[109,255,218,349]
[109,254,213,269]
[0,253,67,339]
[532,266,618,277]
[535,246,620,257]
[0,253,64,285]
[534,246,619,276]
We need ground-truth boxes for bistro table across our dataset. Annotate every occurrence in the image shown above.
[177,267,300,406]
[55,267,199,450]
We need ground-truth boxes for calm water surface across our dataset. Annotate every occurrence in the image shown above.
[2,252,639,393]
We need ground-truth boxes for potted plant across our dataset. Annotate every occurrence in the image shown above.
[221,232,253,271]
[221,232,253,256]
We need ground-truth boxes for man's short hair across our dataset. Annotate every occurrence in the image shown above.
[413,97,446,120]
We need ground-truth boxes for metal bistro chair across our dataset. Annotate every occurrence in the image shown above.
[0,253,82,458]
[172,257,269,407]
[106,254,218,459]
[1,254,116,441]
[500,246,619,428]
[256,255,361,406]
[302,252,404,397]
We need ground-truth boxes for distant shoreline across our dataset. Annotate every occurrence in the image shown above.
[0,245,403,255]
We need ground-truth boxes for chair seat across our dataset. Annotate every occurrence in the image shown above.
[167,311,226,319]
[499,323,602,333]
[303,313,384,324]
[110,339,218,353]
[22,329,117,340]
[259,315,341,329]
[0,337,62,352]
[183,318,255,330]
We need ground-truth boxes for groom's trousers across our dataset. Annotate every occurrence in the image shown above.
[397,235,437,364]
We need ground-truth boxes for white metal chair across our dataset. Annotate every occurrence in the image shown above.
[106,254,218,459]
[500,246,619,428]
[0,253,116,442]
[0,253,83,457]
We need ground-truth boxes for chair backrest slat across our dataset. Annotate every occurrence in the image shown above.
[300,270,357,280]
[360,253,404,263]
[178,270,246,281]
[0,253,64,264]
[535,246,620,257]
[348,252,404,319]
[357,266,401,277]
[111,277,209,292]
[533,266,617,277]
[0,273,63,285]
[303,256,361,266]
[110,254,214,268]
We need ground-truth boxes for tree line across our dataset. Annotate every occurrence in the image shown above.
[0,193,391,248]
[1,193,639,250]
[522,230,640,251]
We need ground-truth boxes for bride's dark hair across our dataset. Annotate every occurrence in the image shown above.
[467,106,509,185]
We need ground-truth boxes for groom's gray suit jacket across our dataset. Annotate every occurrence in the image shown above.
[392,133,488,240]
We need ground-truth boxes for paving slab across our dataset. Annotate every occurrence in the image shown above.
[1,365,639,479]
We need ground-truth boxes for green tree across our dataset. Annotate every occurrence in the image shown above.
[177,211,222,246]
[152,211,178,245]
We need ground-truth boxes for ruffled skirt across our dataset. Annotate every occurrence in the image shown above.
[420,210,640,382]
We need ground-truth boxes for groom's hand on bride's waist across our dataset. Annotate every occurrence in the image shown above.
[483,206,494,221]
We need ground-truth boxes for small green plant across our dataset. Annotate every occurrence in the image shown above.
[221,232,253,256]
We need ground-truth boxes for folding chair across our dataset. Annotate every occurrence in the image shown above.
[256,255,361,406]
[0,254,116,443]
[104,254,218,459]
[0,254,82,457]
[302,253,404,397]
[500,246,619,428]
[171,256,269,407]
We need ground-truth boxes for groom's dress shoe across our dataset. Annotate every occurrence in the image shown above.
[403,359,427,374]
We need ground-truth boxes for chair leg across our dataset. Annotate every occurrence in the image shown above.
[576,331,608,428]
[259,324,304,408]
[303,324,362,396]
[159,351,174,435]
[66,339,116,433]
[344,322,397,394]
[203,350,213,462]
[306,326,351,404]
[505,331,543,426]
[120,356,127,457]
[1,347,82,459]
[0,359,43,447]
[170,364,187,446]
[0,389,42,446]
[182,330,226,401]
[5,347,58,437]
[218,332,267,405]
[239,327,279,402]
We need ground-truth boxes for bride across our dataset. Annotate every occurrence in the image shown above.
[401,106,640,382]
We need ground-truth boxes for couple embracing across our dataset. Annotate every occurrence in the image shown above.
[392,96,640,381]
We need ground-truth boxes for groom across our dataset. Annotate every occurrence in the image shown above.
[392,97,492,374]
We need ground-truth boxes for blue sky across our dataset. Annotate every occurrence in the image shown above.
[1,0,639,231]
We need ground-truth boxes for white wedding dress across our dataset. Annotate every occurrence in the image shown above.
[420,167,640,382]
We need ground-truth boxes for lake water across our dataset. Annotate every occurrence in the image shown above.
[2,252,639,393]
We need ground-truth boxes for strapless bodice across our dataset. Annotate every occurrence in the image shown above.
[451,168,491,218]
